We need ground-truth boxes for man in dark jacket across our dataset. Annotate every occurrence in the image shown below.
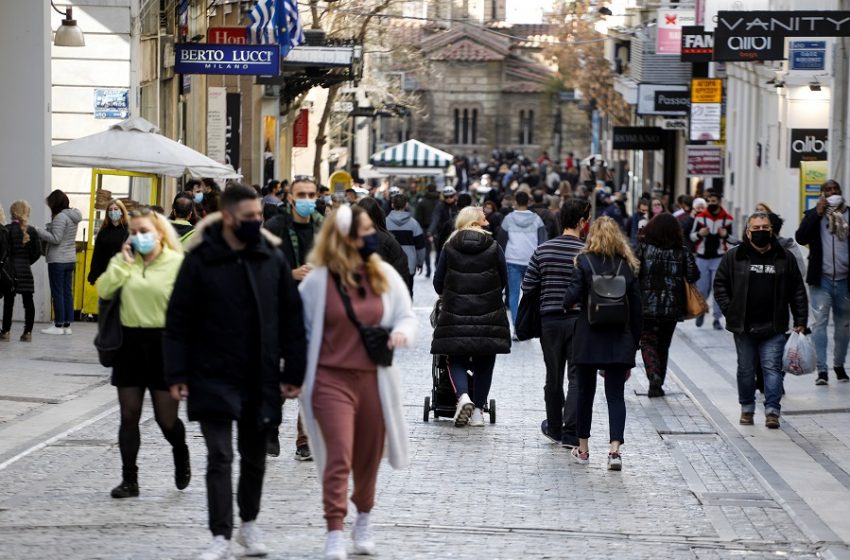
[427,186,459,264]
[794,179,850,385]
[164,185,307,560]
[530,189,559,240]
[714,212,808,430]
[415,185,440,277]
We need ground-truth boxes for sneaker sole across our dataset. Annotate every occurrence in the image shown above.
[236,535,269,557]
[352,542,376,555]
[454,403,474,427]
[608,462,622,471]
[815,380,828,386]
[294,454,313,462]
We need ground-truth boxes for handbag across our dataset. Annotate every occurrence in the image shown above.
[684,282,709,319]
[94,290,123,367]
[515,287,541,340]
[332,274,394,367]
[586,257,628,327]
[430,297,442,328]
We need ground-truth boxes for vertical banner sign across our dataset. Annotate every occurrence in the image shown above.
[293,109,309,148]
[656,9,695,55]
[800,160,829,211]
[690,79,723,142]
[225,93,241,171]
[207,87,227,164]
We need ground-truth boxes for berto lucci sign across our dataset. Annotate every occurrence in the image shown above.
[174,44,280,76]
[714,11,850,61]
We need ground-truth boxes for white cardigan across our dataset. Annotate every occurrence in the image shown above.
[298,263,417,475]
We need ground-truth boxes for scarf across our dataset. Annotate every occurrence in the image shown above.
[826,202,849,241]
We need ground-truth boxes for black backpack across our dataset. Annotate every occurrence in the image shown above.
[586,256,628,327]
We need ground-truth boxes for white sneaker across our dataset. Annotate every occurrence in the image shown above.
[352,512,376,555]
[40,326,65,335]
[324,530,347,560]
[236,521,269,557]
[469,408,485,427]
[197,535,236,560]
[453,393,474,427]
[63,327,72,335]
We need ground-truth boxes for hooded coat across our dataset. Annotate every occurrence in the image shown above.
[497,210,547,266]
[432,229,511,356]
[37,208,82,264]
[386,210,426,275]
[3,223,40,293]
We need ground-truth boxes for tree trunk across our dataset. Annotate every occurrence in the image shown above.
[313,83,341,181]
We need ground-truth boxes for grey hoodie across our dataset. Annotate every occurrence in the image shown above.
[497,209,546,265]
[386,210,426,275]
[38,208,83,264]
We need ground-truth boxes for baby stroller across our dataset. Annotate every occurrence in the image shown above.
[423,354,496,424]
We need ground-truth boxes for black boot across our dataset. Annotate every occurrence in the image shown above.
[647,376,665,398]
[111,466,139,499]
[173,445,191,490]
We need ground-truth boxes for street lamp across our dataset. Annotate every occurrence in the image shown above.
[51,2,85,47]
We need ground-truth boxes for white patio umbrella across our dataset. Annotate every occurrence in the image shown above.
[52,116,240,178]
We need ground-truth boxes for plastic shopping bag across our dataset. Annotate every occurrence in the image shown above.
[782,332,817,375]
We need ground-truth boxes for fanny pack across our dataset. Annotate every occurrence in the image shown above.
[332,273,394,367]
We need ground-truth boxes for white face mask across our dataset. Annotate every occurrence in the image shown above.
[828,195,844,207]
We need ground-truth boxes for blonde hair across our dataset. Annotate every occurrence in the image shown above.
[580,216,640,273]
[755,201,773,214]
[9,201,31,244]
[309,206,388,294]
[449,206,488,242]
[106,199,129,227]
[130,210,183,254]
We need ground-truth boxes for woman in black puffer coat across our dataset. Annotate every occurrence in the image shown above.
[1,201,42,341]
[636,213,699,397]
[432,206,510,427]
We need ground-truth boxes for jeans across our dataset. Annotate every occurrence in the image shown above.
[539,316,579,438]
[200,406,267,539]
[448,354,496,409]
[809,276,850,372]
[733,332,786,417]
[576,365,627,443]
[640,319,678,386]
[696,256,722,320]
[47,262,75,327]
[507,263,528,325]
[2,291,34,333]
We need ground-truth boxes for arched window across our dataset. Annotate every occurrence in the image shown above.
[519,109,534,145]
[453,107,479,145]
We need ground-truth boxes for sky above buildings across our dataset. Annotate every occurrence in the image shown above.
[506,0,553,23]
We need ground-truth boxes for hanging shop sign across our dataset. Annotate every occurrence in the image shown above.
[174,44,280,76]
[637,84,690,116]
[681,26,714,62]
[225,93,241,171]
[208,27,248,45]
[293,109,309,148]
[801,160,829,211]
[687,145,725,176]
[656,8,696,55]
[662,118,689,131]
[207,88,227,164]
[691,79,722,103]
[789,41,827,71]
[690,104,722,141]
[789,128,828,168]
[612,127,668,150]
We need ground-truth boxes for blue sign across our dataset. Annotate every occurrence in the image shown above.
[175,44,280,76]
[789,41,826,71]
[94,88,129,119]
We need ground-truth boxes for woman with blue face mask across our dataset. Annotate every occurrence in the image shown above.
[88,199,129,286]
[96,208,190,500]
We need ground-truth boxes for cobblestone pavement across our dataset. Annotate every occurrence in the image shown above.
[0,275,846,559]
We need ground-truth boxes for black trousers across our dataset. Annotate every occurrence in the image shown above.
[200,406,268,539]
[576,365,627,444]
[2,291,34,333]
[539,316,579,438]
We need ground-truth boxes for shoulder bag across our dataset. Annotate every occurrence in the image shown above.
[515,287,541,340]
[94,290,123,367]
[682,253,708,319]
[332,274,394,367]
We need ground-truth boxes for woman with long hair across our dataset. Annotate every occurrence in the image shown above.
[298,205,416,560]
[88,199,129,286]
[432,206,511,427]
[1,201,42,342]
[562,217,642,471]
[636,214,699,397]
[356,196,412,293]
[96,208,190,499]
[36,189,82,335]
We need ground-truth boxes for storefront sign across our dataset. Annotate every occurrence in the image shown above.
[175,44,279,76]
[207,88,227,164]
[637,84,689,116]
[789,41,827,71]
[790,128,828,168]
[612,127,668,150]
[657,9,696,55]
[687,146,724,176]
[662,119,689,131]
[208,27,248,44]
[690,104,722,141]
[702,0,770,32]
[293,109,309,148]
[691,79,723,103]
[716,11,850,37]
[681,26,714,62]
[225,93,241,171]
[94,88,129,119]
[801,160,829,211]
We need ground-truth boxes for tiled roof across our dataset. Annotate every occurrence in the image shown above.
[502,81,546,93]
[430,38,507,61]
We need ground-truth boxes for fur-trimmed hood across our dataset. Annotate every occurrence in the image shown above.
[185,212,282,253]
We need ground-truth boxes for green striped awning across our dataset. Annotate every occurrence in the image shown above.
[369,139,454,168]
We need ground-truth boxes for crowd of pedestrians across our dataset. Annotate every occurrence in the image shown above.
[2,156,849,559]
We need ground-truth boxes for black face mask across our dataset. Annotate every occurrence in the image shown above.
[707,204,719,214]
[234,219,262,244]
[750,230,772,248]
[359,233,380,259]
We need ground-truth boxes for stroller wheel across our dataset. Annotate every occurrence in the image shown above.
[489,399,496,424]
[423,396,431,422]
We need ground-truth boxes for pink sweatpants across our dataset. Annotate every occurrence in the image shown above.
[312,366,385,530]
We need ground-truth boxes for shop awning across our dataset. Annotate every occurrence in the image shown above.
[369,139,454,169]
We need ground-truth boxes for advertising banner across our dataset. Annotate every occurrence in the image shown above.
[175,44,280,76]
[207,88,227,164]
[789,128,828,168]
[800,160,829,211]
[94,89,130,119]
[687,146,724,176]
[690,104,722,141]
[293,109,309,148]
[657,9,696,55]
[225,93,241,171]
[691,79,722,103]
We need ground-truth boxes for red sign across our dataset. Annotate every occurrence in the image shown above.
[686,146,724,177]
[293,109,309,148]
[208,27,248,45]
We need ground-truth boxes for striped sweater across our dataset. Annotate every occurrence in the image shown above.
[521,234,585,317]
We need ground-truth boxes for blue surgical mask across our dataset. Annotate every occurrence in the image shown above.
[108,210,122,223]
[130,232,157,255]
[193,192,204,204]
[359,233,380,259]
[323,195,332,205]
[294,199,316,218]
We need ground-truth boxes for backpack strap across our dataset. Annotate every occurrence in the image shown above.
[586,254,597,276]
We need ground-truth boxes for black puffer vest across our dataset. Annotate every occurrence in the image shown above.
[431,230,511,356]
